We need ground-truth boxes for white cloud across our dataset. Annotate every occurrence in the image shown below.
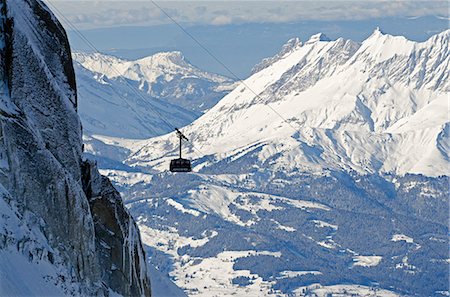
[43,1,449,29]
[211,15,233,25]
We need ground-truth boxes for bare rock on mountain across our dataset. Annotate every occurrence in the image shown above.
[82,160,151,297]
[0,0,151,295]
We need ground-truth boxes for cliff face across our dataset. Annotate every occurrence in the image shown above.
[82,160,151,296]
[0,0,150,295]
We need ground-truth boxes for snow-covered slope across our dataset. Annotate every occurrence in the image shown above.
[74,51,237,166]
[75,61,198,139]
[128,29,449,177]
[73,51,236,113]
[98,30,449,297]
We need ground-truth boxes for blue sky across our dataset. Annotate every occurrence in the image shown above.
[45,1,449,77]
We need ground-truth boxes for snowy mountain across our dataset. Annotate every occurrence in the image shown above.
[75,61,198,139]
[128,29,449,177]
[96,30,449,297]
[73,51,237,113]
[130,30,450,176]
[0,1,150,296]
[75,60,201,169]
[74,51,237,169]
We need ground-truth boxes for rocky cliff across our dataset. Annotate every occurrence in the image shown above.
[0,0,150,295]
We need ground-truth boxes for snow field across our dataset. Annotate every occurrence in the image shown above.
[293,283,400,297]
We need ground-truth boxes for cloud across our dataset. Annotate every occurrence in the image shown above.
[211,15,234,26]
[44,0,449,29]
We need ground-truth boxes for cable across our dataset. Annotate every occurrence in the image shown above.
[150,0,304,136]
[151,2,449,260]
[46,0,177,137]
[47,0,211,160]
[46,2,447,262]
[47,0,300,161]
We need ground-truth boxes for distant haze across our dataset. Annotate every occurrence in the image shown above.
[68,16,448,78]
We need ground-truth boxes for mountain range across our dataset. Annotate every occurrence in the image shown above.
[88,29,449,296]
[127,29,449,177]
[3,0,447,296]
[73,51,237,171]
[74,51,236,114]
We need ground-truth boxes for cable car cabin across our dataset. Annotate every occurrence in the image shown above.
[169,128,192,173]
[170,158,191,172]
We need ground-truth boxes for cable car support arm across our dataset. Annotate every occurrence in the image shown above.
[175,128,188,159]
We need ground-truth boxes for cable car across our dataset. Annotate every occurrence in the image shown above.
[170,128,192,172]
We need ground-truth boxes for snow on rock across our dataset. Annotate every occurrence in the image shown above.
[139,224,217,257]
[306,33,332,44]
[99,169,154,187]
[0,185,81,296]
[0,1,151,295]
[167,198,201,217]
[252,37,302,74]
[278,270,322,278]
[311,220,338,230]
[293,283,400,297]
[0,250,66,296]
[271,219,296,232]
[391,234,414,243]
[352,255,383,267]
[81,160,151,296]
[169,250,281,297]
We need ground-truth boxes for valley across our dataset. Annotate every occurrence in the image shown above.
[78,29,450,296]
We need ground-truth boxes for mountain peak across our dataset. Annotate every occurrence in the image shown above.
[306,33,331,44]
[426,28,450,43]
[366,27,388,40]
[374,26,384,35]
[137,51,185,65]
[365,27,414,44]
[284,37,302,48]
[251,37,302,74]
[132,30,449,177]
[358,27,419,63]
[153,51,184,59]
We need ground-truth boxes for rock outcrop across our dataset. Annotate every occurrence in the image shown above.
[0,0,151,295]
[82,160,151,296]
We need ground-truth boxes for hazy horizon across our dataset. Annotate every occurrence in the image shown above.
[67,15,449,77]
